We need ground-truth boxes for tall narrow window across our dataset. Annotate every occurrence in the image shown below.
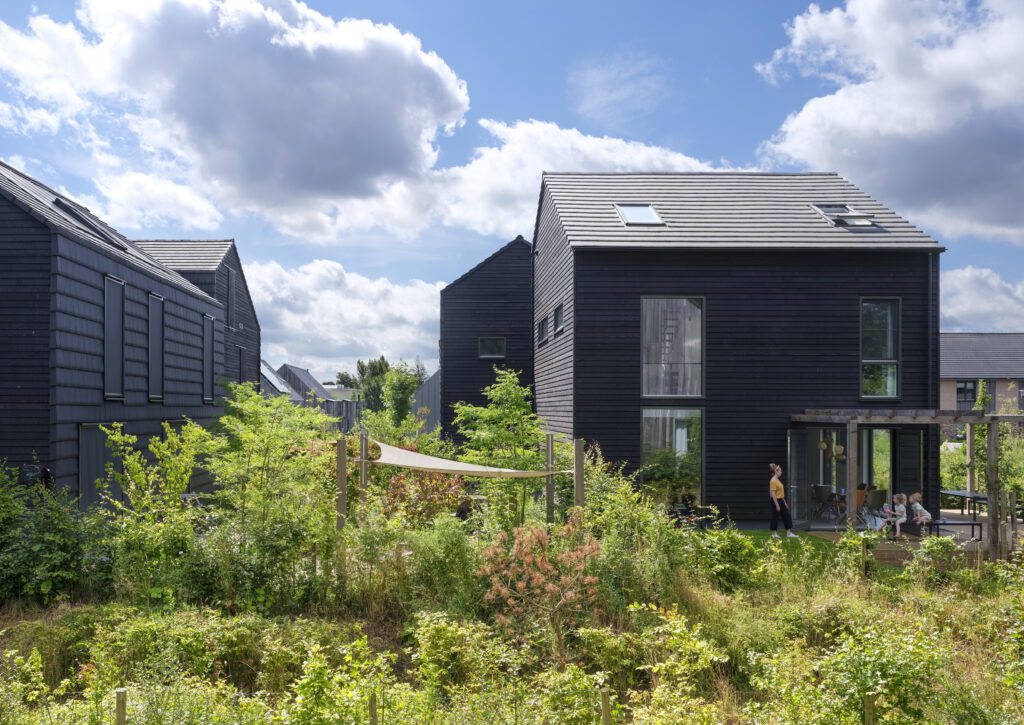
[537,317,549,345]
[226,268,236,329]
[641,408,703,504]
[104,277,125,400]
[148,295,164,401]
[236,345,246,382]
[203,315,214,403]
[642,298,702,397]
[553,304,565,333]
[860,299,900,398]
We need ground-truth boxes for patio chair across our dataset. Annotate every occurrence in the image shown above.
[812,485,841,520]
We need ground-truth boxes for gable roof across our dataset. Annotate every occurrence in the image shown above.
[940,333,1024,379]
[0,160,215,300]
[443,235,531,291]
[277,363,333,400]
[134,239,234,271]
[260,359,303,402]
[537,172,943,251]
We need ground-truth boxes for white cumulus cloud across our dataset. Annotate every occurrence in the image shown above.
[758,0,1024,244]
[246,259,444,382]
[941,266,1024,331]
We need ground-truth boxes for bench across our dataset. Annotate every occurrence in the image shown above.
[926,518,983,541]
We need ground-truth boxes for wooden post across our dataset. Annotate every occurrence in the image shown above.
[546,432,555,524]
[986,422,1001,561]
[1011,491,1018,552]
[359,433,369,517]
[600,686,612,725]
[115,687,127,725]
[573,438,585,508]
[336,437,347,530]
[863,693,877,725]
[368,691,378,725]
[846,421,859,527]
[966,423,975,493]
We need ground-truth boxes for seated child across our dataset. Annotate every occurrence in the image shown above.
[909,492,932,525]
[874,493,908,536]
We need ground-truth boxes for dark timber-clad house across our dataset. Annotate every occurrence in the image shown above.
[0,160,234,505]
[531,172,943,523]
[443,172,944,525]
[135,240,260,388]
[439,235,533,437]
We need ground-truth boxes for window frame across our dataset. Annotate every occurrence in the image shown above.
[956,380,978,411]
[859,297,901,400]
[202,314,215,404]
[103,276,125,401]
[614,203,665,226]
[641,295,705,399]
[147,294,165,402]
[640,406,705,504]
[537,317,549,346]
[553,304,565,334]
[477,336,507,360]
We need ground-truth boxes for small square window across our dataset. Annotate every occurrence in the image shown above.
[553,304,564,333]
[537,318,549,345]
[614,204,664,226]
[478,337,506,359]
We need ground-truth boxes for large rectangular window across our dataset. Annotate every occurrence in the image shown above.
[203,314,214,403]
[103,277,125,400]
[642,297,702,397]
[148,295,164,401]
[641,408,703,504]
[860,298,900,398]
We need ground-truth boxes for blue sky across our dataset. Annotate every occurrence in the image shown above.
[1,0,1022,382]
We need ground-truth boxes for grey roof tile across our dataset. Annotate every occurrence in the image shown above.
[134,239,234,271]
[260,359,303,402]
[538,172,943,250]
[940,333,1024,379]
[278,363,334,401]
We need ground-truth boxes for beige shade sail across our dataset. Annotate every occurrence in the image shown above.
[369,440,571,478]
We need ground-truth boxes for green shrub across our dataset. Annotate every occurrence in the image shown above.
[677,521,760,593]
[406,516,485,617]
[530,664,608,725]
[0,464,88,605]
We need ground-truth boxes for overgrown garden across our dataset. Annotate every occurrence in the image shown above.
[2,372,1024,723]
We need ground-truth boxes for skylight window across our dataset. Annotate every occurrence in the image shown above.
[615,204,664,226]
[812,203,874,227]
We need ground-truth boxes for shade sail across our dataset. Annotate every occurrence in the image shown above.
[370,440,570,478]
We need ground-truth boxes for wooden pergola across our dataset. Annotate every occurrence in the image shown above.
[792,409,1024,560]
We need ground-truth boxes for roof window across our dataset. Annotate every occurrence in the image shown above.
[812,203,874,227]
[615,204,664,226]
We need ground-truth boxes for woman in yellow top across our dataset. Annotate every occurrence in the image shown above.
[769,463,798,538]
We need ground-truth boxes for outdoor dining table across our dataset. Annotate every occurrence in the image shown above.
[940,490,988,521]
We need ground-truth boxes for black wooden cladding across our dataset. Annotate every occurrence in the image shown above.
[533,190,574,436]
[440,237,534,438]
[564,248,940,520]
[0,196,51,466]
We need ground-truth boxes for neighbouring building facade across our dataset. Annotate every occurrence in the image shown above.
[439,236,534,438]
[0,160,260,505]
[442,172,944,524]
[939,332,1024,416]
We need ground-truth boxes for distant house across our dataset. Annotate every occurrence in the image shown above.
[446,172,945,525]
[939,332,1024,414]
[135,239,260,389]
[260,359,302,403]
[439,236,533,438]
[276,363,362,431]
[0,160,232,505]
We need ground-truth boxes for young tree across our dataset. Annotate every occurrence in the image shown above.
[356,356,390,412]
[335,371,357,388]
[452,368,544,527]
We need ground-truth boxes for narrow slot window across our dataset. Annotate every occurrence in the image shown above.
[203,315,214,403]
[148,295,164,401]
[104,277,125,400]
[860,298,900,398]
